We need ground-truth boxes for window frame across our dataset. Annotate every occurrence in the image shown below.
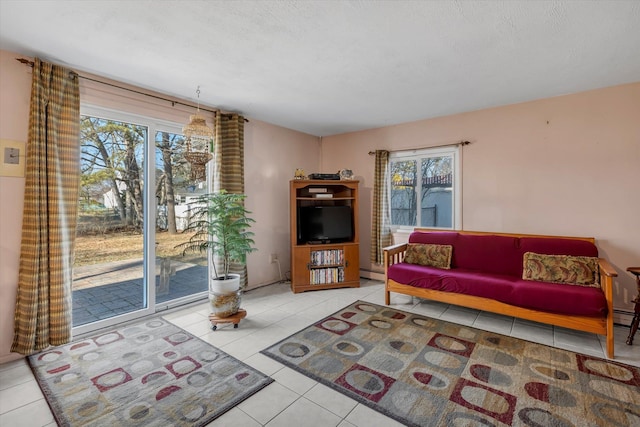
[388,145,462,232]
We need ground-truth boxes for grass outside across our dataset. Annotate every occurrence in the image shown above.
[74,230,206,267]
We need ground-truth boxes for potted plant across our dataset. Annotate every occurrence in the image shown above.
[177,190,256,317]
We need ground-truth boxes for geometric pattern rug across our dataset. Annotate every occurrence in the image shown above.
[29,317,273,426]
[261,301,640,427]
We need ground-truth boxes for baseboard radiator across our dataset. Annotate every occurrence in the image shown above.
[613,309,634,327]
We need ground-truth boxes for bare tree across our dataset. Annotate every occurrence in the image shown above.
[81,116,196,233]
[158,132,178,234]
[80,116,145,229]
[122,127,144,228]
[390,159,417,225]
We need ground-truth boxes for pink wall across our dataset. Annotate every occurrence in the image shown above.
[0,49,319,363]
[244,119,320,285]
[0,51,31,364]
[321,82,640,314]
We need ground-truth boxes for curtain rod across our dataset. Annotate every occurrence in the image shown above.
[368,140,471,155]
[16,57,248,121]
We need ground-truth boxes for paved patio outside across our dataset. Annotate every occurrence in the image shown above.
[72,258,207,326]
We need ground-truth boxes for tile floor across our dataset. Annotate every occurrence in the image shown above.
[1,279,638,427]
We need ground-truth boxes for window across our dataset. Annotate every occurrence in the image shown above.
[389,146,461,230]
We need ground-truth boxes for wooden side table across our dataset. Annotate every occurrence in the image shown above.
[626,267,640,345]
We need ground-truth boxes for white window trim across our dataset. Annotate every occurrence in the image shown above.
[389,145,462,233]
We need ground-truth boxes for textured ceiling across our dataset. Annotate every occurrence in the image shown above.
[1,1,639,136]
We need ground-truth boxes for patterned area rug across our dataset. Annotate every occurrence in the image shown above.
[29,318,273,426]
[261,301,640,427]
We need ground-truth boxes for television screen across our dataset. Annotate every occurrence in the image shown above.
[298,206,353,244]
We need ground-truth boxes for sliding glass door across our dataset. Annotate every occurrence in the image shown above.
[73,106,208,334]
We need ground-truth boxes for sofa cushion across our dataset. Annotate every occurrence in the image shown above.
[519,237,598,260]
[408,232,522,275]
[510,277,606,317]
[387,263,607,317]
[404,243,452,269]
[522,252,600,287]
[409,231,459,246]
[453,234,522,277]
[406,231,600,280]
[388,263,516,300]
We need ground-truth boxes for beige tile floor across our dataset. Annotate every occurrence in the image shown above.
[1,280,638,427]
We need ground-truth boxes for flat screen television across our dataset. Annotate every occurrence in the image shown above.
[297,205,353,244]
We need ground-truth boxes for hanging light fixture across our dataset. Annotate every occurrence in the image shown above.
[183,86,214,181]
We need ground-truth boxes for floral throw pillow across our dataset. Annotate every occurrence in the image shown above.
[404,243,453,269]
[522,252,600,288]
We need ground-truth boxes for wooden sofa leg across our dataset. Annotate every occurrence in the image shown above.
[606,327,615,359]
[606,335,614,359]
[385,289,390,305]
[605,311,615,358]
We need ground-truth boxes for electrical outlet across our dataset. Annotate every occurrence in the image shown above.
[270,253,278,263]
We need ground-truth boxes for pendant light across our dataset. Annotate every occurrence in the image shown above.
[183,86,214,181]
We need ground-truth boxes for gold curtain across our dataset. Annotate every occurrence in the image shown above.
[213,113,248,288]
[370,150,392,264]
[12,59,80,355]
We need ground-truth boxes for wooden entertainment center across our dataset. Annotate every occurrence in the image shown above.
[289,180,360,293]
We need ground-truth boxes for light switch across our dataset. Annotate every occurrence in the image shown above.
[4,147,20,164]
[0,139,26,177]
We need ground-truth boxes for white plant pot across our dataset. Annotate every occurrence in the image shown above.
[210,274,241,295]
[209,274,242,318]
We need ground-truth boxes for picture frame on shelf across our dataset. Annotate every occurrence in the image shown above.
[339,169,353,180]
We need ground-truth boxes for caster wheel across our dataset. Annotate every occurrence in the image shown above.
[212,325,217,331]
[234,324,239,329]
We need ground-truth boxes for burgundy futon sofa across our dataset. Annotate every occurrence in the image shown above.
[384,229,617,358]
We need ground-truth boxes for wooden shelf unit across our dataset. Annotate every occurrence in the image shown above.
[290,180,360,293]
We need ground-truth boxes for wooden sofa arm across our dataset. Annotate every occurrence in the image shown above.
[383,243,408,268]
[598,258,617,278]
[383,243,407,305]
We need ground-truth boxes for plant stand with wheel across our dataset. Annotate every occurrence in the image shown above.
[209,309,247,330]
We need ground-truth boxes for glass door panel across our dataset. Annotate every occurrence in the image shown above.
[154,130,208,307]
[73,116,149,328]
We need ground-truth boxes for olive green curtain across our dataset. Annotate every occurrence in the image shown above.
[213,113,248,288]
[370,150,392,264]
[12,59,80,355]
